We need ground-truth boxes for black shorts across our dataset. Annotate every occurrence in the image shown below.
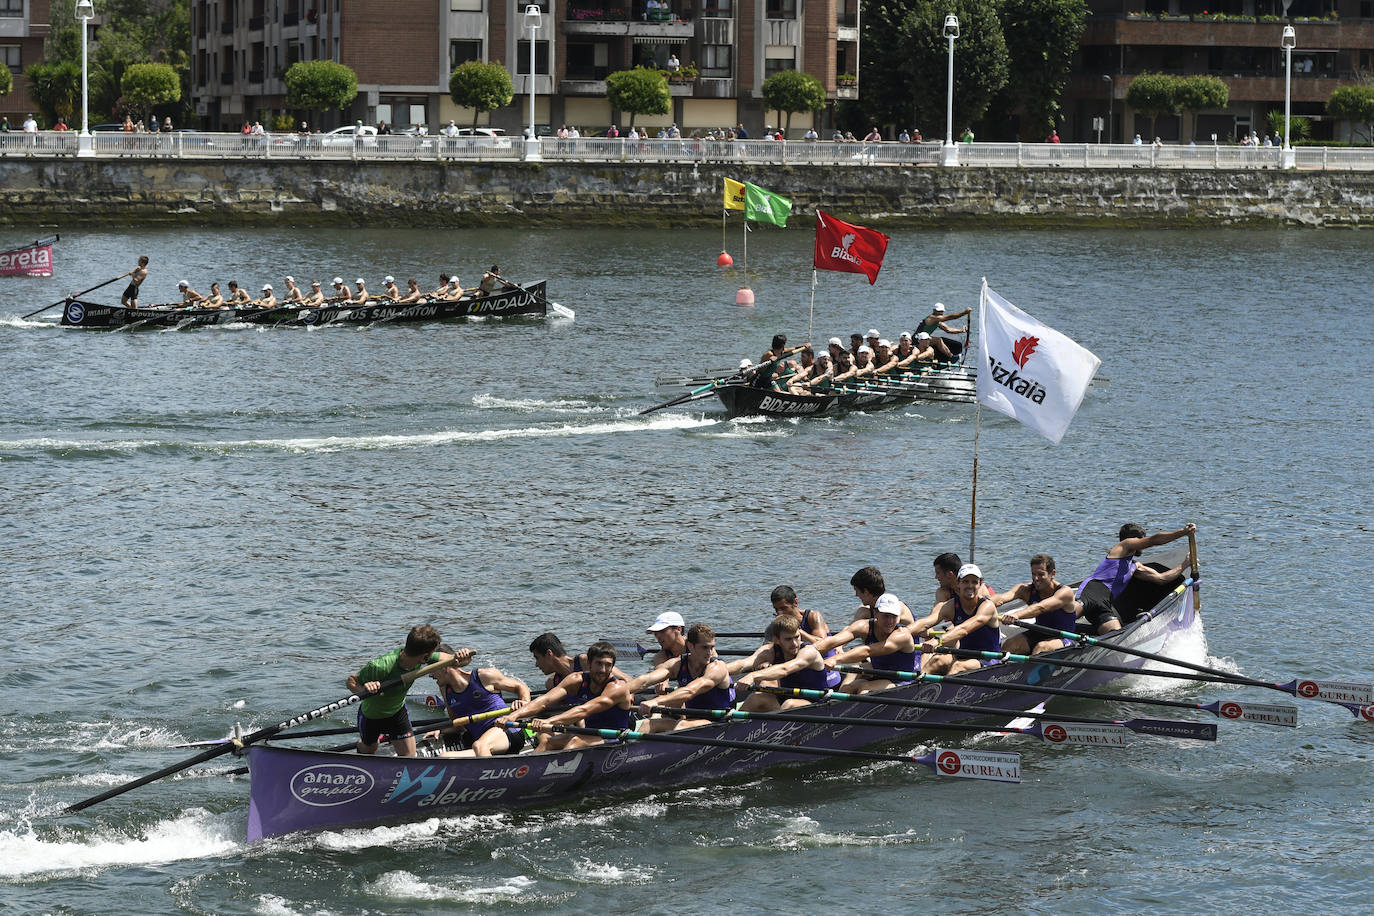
[1078,580,1121,630]
[123,282,139,300]
[357,706,413,746]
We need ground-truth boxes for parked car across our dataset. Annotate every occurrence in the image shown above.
[450,127,512,149]
[321,125,378,148]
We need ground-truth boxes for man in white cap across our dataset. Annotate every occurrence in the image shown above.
[870,339,899,374]
[826,337,846,365]
[790,351,833,393]
[865,329,882,352]
[281,276,303,303]
[177,280,203,306]
[382,275,401,300]
[443,274,465,300]
[625,611,688,690]
[899,332,939,367]
[912,563,999,675]
[913,302,970,361]
[328,276,354,303]
[353,277,371,306]
[302,280,325,306]
[252,283,277,309]
[815,592,922,693]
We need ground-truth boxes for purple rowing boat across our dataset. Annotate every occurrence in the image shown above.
[246,574,1200,841]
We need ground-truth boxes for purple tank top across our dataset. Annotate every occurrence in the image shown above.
[1076,555,1139,599]
[441,672,507,738]
[951,597,1001,654]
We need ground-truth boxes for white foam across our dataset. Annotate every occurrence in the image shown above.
[0,809,239,878]
[568,858,654,884]
[0,316,59,329]
[471,394,607,414]
[363,870,534,903]
[252,894,304,916]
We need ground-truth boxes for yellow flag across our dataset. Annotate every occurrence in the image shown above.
[724,178,746,211]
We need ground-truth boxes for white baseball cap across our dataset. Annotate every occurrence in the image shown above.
[958,563,983,581]
[866,328,881,338]
[858,345,873,354]
[933,303,946,313]
[285,275,294,283]
[917,332,932,340]
[875,593,902,616]
[262,284,272,290]
[739,358,753,369]
[878,339,891,348]
[332,276,343,285]
[646,611,685,632]
[177,280,188,288]
[827,337,843,347]
[311,280,322,287]
[815,352,831,362]
[899,331,912,340]
[384,275,395,283]
[355,278,365,285]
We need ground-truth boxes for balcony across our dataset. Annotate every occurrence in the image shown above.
[248,68,264,83]
[1083,14,1369,49]
[564,3,695,37]
[694,76,734,97]
[560,78,607,94]
[220,21,233,34]
[220,71,234,84]
[284,11,298,25]
[248,15,264,30]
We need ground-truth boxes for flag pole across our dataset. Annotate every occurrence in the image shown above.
[808,269,817,343]
[970,400,981,564]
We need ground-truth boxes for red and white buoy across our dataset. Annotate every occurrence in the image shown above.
[717,251,733,266]
[735,286,755,306]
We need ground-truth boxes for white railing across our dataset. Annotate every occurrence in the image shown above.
[5,132,1374,170]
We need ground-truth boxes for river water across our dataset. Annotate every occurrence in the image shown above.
[1,225,1371,914]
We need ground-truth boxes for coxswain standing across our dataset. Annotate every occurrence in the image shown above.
[420,643,532,757]
[734,615,840,711]
[820,593,921,693]
[345,624,465,758]
[912,563,1000,675]
[1076,523,1195,634]
[994,554,1079,655]
[121,255,149,308]
[913,303,970,361]
[500,641,634,751]
[636,624,736,732]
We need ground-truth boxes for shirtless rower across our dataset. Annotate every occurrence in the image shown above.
[281,276,304,303]
[913,303,969,361]
[430,273,451,297]
[478,264,513,297]
[121,255,149,307]
[251,283,278,309]
[382,275,402,301]
[994,554,1078,655]
[176,280,203,306]
[396,278,423,303]
[201,282,226,309]
[442,275,465,300]
[1076,523,1195,634]
[225,280,251,306]
[500,641,634,750]
[329,277,354,303]
[353,278,371,305]
[419,644,532,757]
[734,615,841,711]
[301,280,325,306]
[848,566,915,627]
[822,593,921,692]
[636,624,736,732]
[912,563,999,675]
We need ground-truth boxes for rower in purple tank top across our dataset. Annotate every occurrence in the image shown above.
[419,645,533,757]
[734,615,841,712]
[1076,523,1196,634]
[529,632,629,692]
[912,563,1001,676]
[499,641,633,751]
[769,584,835,658]
[993,554,1081,655]
[825,593,921,694]
[637,624,737,732]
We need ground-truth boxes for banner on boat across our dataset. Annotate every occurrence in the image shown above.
[0,241,54,277]
[723,178,746,211]
[976,280,1100,444]
[813,211,890,285]
[743,183,791,227]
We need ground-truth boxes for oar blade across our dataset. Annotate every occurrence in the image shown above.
[1120,718,1218,741]
[915,748,1021,783]
[1278,679,1373,708]
[1030,722,1133,747]
[1204,699,1298,728]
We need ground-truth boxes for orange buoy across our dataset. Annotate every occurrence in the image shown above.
[717,251,734,266]
[735,286,755,306]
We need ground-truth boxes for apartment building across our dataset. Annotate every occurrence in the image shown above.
[0,0,49,123]
[188,0,859,134]
[1066,0,1374,142]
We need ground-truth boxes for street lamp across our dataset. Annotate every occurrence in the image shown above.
[1103,74,1114,145]
[523,3,542,161]
[75,0,95,157]
[1282,25,1296,168]
[942,13,959,167]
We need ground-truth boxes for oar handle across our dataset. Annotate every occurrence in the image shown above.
[22,273,128,319]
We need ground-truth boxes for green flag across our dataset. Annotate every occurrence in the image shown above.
[744,183,792,227]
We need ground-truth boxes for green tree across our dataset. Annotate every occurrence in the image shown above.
[1124,72,1177,139]
[448,60,514,132]
[0,61,11,97]
[761,69,825,136]
[860,0,1009,139]
[121,62,180,123]
[1173,75,1228,142]
[998,0,1086,138]
[1326,85,1374,144]
[284,60,359,114]
[24,60,82,124]
[1265,109,1310,144]
[605,67,670,128]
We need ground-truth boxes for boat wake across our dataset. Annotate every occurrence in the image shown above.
[471,394,616,414]
[0,808,239,880]
[0,414,718,458]
[358,872,541,905]
[0,316,58,330]
[765,815,933,851]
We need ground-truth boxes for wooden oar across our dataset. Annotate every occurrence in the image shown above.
[648,704,1201,746]
[63,655,457,814]
[932,645,1278,688]
[755,680,1227,739]
[530,722,1022,782]
[21,274,128,319]
[1004,615,1372,716]
[640,379,723,415]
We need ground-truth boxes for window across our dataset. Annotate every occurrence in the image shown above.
[451,0,482,9]
[765,0,795,18]
[0,0,22,17]
[0,45,18,74]
[764,49,794,78]
[450,39,482,69]
[516,39,550,75]
[700,0,730,15]
[700,44,730,78]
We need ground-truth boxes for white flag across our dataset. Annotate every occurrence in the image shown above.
[976,280,1100,444]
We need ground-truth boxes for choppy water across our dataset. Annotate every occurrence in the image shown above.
[1,226,1371,914]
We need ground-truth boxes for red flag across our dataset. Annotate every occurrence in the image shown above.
[813,210,890,285]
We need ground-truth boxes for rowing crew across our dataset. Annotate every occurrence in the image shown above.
[153,265,520,310]
[346,523,1194,760]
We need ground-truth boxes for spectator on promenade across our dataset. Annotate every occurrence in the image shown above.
[162,116,174,132]
[1133,134,1142,145]
[54,118,69,131]
[0,116,9,132]
[898,128,910,142]
[831,128,844,140]
[1047,129,1060,143]
[377,121,391,135]
[606,124,620,138]
[805,127,818,141]
[22,114,38,133]
[913,128,923,143]
[736,123,749,139]
[1152,136,1162,147]
[864,126,882,141]
[444,120,460,137]
[668,123,680,138]
[960,126,974,143]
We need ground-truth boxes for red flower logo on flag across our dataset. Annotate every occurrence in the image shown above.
[1011,336,1040,369]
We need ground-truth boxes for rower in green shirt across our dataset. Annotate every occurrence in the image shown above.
[346,625,470,757]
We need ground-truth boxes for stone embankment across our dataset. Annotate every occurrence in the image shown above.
[2,158,1371,227]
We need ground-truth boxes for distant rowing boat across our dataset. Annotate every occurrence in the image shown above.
[245,561,1199,841]
[57,281,563,330]
[716,366,977,418]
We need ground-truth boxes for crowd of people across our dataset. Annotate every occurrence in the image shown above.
[735,305,972,395]
[115,255,517,310]
[347,522,1195,760]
